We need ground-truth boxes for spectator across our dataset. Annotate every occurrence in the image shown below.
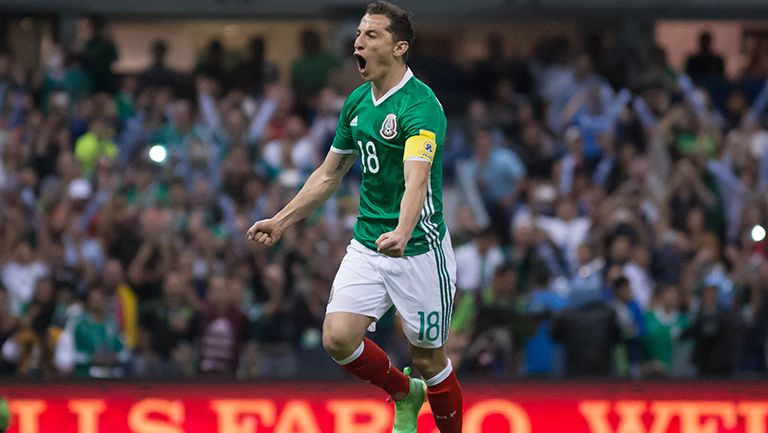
[230,36,279,97]
[39,46,91,111]
[101,259,138,350]
[460,264,529,377]
[569,244,605,293]
[685,32,725,83]
[515,120,559,179]
[198,275,247,377]
[1,277,59,377]
[138,40,180,90]
[127,209,175,300]
[1,240,49,317]
[74,117,118,178]
[115,75,138,127]
[195,39,227,85]
[79,17,119,93]
[409,35,471,113]
[623,244,655,311]
[454,228,505,293]
[308,87,344,153]
[460,127,526,244]
[683,284,739,376]
[551,286,620,377]
[261,114,318,188]
[61,206,106,289]
[642,285,689,377]
[248,263,295,377]
[151,99,206,165]
[291,29,338,102]
[609,275,646,378]
[73,286,127,378]
[523,263,566,376]
[291,273,343,379]
[739,259,768,373]
[488,79,528,134]
[136,271,197,377]
[536,197,590,271]
[469,35,510,101]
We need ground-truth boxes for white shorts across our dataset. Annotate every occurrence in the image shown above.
[326,234,457,348]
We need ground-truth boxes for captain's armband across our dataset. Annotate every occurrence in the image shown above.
[403,130,437,164]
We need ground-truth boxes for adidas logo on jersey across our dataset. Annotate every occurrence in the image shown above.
[350,116,358,127]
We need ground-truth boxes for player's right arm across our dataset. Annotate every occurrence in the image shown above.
[248,89,361,246]
[246,149,357,245]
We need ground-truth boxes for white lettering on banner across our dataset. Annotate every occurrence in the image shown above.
[210,399,276,433]
[579,401,765,433]
[7,400,45,433]
[737,403,768,433]
[463,400,531,433]
[128,399,185,433]
[5,397,768,433]
[327,400,390,433]
[273,401,321,433]
[69,400,106,433]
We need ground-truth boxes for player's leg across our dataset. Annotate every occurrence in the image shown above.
[323,312,410,400]
[386,233,463,433]
[409,344,463,433]
[324,240,411,401]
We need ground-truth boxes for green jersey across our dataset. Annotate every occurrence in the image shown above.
[332,68,447,256]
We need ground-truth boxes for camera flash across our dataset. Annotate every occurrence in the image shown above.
[149,145,167,164]
[751,225,766,242]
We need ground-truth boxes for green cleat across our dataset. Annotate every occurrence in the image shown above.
[392,367,427,433]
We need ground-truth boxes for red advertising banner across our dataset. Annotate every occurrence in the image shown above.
[1,381,767,433]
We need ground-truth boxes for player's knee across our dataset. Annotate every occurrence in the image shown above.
[410,349,445,378]
[322,326,359,359]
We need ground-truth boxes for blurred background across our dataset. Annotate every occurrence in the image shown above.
[0,0,767,388]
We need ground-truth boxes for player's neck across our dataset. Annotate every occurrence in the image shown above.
[371,64,408,100]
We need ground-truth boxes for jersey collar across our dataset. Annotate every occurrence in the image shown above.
[371,67,414,107]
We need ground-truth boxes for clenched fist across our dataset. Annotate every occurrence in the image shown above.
[246,218,283,246]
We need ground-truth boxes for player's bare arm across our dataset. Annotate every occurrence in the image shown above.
[246,150,357,245]
[375,159,430,257]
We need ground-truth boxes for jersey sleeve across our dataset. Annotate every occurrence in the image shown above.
[400,95,446,163]
[330,96,356,154]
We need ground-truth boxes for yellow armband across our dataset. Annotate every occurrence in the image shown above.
[403,130,437,164]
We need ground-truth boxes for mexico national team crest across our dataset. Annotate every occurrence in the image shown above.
[380,113,398,140]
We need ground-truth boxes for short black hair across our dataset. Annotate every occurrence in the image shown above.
[365,1,414,59]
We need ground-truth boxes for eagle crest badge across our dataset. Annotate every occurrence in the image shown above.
[379,113,398,140]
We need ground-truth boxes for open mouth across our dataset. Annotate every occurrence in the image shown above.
[354,53,367,73]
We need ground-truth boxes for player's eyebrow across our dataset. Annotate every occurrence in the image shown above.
[356,28,380,36]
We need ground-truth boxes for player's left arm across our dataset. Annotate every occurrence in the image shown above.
[375,131,436,257]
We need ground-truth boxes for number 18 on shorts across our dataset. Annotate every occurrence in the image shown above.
[326,235,457,348]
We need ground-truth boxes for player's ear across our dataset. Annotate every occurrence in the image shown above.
[393,40,409,59]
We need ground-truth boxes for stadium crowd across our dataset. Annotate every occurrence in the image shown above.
[0,18,767,380]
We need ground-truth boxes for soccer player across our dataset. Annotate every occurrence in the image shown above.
[246,2,463,432]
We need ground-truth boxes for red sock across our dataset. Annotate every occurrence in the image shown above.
[427,370,463,433]
[339,338,410,398]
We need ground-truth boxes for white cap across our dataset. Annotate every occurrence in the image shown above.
[68,178,92,200]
